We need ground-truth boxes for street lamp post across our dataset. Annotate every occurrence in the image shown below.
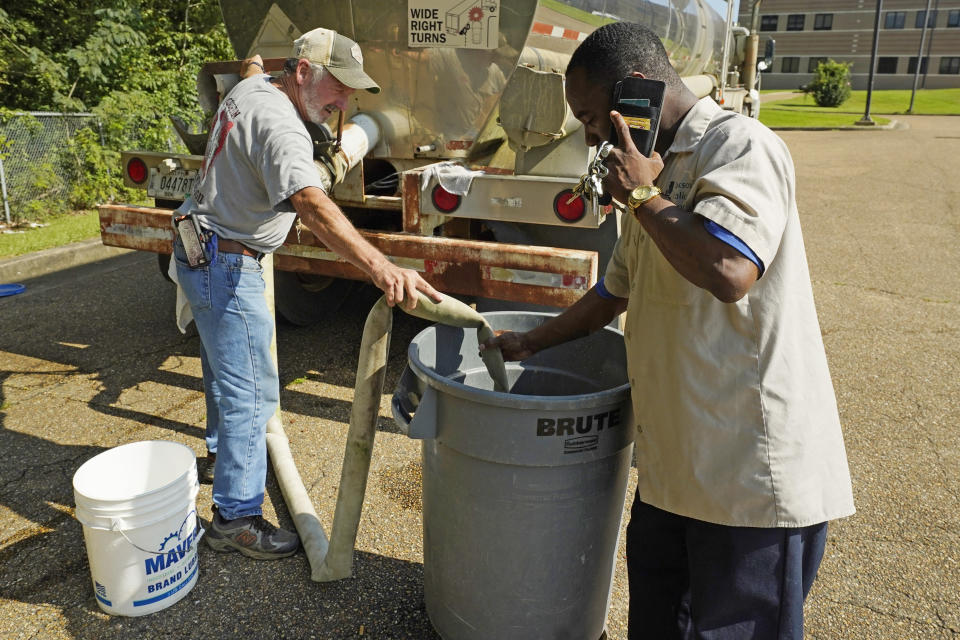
[908,0,934,113]
[858,0,884,125]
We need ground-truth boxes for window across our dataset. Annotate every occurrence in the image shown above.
[876,57,898,74]
[908,57,929,74]
[761,15,778,31]
[940,57,960,74]
[885,11,905,29]
[948,10,959,27]
[814,14,833,30]
[786,14,805,31]
[807,57,827,73]
[915,10,937,28]
[782,57,800,73]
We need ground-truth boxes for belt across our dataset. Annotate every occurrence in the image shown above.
[217,237,260,258]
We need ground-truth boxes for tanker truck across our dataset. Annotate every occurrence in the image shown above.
[98,0,769,325]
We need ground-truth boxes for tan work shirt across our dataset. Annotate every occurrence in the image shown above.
[604,98,855,527]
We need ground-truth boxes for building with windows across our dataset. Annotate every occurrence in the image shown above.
[738,0,960,90]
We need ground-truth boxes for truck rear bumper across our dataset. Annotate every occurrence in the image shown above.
[98,204,597,307]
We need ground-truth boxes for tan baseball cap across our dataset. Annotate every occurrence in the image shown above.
[291,27,380,94]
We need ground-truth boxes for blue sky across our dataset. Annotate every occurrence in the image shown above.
[708,0,741,21]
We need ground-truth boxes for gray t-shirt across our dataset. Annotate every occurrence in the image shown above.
[190,75,325,253]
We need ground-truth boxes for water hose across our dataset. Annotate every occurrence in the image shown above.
[265,292,506,581]
[402,294,508,393]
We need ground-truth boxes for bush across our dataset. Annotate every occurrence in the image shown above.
[804,60,853,107]
[65,126,144,210]
[0,0,231,222]
[0,109,148,223]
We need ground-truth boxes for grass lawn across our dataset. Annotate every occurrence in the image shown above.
[0,210,100,259]
[760,88,960,128]
[766,88,960,115]
[760,108,890,128]
[540,0,615,26]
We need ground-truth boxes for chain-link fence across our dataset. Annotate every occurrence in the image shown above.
[0,111,103,225]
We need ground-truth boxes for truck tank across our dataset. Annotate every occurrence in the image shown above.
[100,0,744,324]
[216,0,726,164]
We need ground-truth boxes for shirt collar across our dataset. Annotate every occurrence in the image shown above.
[665,97,721,155]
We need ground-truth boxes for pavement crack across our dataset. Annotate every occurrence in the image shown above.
[821,596,960,634]
[822,597,926,627]
[815,279,959,306]
[909,404,960,507]
[0,465,30,490]
[2,445,105,491]
[934,610,960,634]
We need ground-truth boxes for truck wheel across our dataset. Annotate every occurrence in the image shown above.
[153,198,182,285]
[273,270,359,326]
[158,253,173,283]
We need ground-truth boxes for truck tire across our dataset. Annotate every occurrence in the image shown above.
[158,253,173,283]
[154,198,181,285]
[160,252,357,326]
[273,270,359,326]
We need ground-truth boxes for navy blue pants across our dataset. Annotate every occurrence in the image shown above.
[626,493,827,639]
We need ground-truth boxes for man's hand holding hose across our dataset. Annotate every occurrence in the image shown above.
[480,287,627,362]
[481,330,540,362]
[291,186,442,312]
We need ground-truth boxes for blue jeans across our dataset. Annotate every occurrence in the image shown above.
[173,235,277,520]
[626,494,827,639]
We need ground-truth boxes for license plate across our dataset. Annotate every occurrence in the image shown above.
[147,168,197,199]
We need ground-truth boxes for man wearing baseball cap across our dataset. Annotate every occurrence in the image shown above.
[289,27,380,94]
[175,27,439,561]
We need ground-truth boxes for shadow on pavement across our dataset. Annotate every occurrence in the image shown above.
[0,252,439,638]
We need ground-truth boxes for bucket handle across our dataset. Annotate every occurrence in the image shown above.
[391,393,415,435]
[111,509,206,556]
[391,384,438,440]
[391,366,419,437]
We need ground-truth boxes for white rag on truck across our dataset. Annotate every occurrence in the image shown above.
[419,161,484,196]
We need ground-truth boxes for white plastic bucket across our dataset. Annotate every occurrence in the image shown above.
[73,440,201,616]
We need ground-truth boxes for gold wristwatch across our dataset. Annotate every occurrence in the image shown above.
[627,184,662,212]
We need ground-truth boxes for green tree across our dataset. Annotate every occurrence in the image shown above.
[804,59,853,108]
[1,0,230,118]
[0,0,232,216]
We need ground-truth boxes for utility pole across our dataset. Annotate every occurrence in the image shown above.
[742,0,763,96]
[858,0,884,125]
[922,0,942,88]
[0,157,11,225]
[909,0,934,112]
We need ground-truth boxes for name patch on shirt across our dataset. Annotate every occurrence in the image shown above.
[663,180,691,205]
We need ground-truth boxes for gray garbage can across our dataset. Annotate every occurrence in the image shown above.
[392,311,634,640]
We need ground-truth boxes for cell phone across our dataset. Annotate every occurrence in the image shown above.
[609,76,666,157]
[174,212,210,268]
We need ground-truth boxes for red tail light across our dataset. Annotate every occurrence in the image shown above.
[431,184,461,213]
[127,157,148,184]
[554,189,585,223]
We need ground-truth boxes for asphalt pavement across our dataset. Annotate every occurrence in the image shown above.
[0,115,958,639]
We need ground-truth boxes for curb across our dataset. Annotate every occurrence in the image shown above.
[769,119,903,131]
[0,238,133,283]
